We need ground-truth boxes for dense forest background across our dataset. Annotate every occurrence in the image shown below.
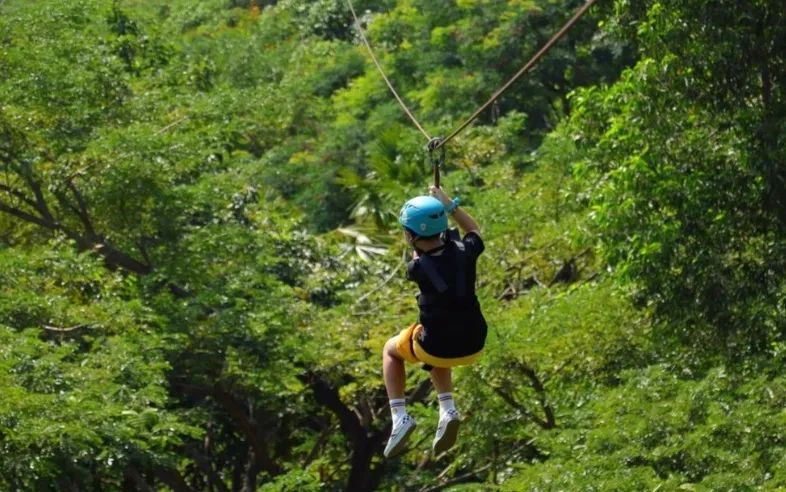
[1,0,785,490]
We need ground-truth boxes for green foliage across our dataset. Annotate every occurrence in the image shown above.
[0,249,197,490]
[566,0,786,355]
[503,363,786,490]
[1,0,785,490]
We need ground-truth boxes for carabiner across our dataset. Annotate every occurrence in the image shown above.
[427,137,446,188]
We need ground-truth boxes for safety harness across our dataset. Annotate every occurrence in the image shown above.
[414,228,468,305]
[412,229,472,371]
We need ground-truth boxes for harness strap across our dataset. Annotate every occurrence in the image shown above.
[416,237,469,304]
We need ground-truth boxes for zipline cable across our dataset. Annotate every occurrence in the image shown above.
[346,0,600,148]
[345,0,432,142]
[433,0,599,150]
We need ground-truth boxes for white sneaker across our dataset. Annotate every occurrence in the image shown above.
[432,409,460,455]
[384,414,416,458]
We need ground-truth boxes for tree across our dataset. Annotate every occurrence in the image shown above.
[568,0,786,355]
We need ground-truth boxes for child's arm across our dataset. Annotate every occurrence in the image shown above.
[429,186,481,237]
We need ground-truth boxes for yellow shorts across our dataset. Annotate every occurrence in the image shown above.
[395,323,482,368]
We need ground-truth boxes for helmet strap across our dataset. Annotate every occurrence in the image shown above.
[403,228,427,252]
[404,228,445,255]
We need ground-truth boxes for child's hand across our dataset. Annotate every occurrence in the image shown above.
[429,186,452,207]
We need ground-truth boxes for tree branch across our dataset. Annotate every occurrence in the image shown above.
[354,263,403,306]
[514,362,555,429]
[0,183,37,208]
[65,179,96,236]
[89,240,153,275]
[409,377,433,405]
[124,465,156,492]
[484,362,555,430]
[419,464,490,492]
[300,371,366,446]
[183,444,230,492]
[156,116,190,135]
[23,173,55,224]
[492,385,551,429]
[43,324,88,333]
[175,382,279,476]
[419,440,539,492]
[137,239,153,267]
[0,198,56,229]
[153,465,195,492]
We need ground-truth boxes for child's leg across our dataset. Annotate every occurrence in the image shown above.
[383,336,407,399]
[430,367,457,416]
[382,336,417,458]
[430,367,460,454]
[429,367,452,394]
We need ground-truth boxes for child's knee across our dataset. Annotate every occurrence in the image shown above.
[383,337,400,358]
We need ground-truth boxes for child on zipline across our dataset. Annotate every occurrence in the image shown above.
[382,186,487,458]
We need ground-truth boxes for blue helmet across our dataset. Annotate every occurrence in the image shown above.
[399,196,447,237]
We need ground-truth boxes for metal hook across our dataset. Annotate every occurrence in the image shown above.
[427,137,445,187]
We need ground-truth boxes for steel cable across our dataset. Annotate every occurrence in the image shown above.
[434,0,599,150]
[345,0,433,141]
[346,0,600,151]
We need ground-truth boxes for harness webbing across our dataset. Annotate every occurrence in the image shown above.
[416,234,469,301]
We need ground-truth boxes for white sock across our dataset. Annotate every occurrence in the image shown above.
[437,392,456,417]
[389,398,408,424]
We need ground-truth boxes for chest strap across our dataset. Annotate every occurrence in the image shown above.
[416,238,468,299]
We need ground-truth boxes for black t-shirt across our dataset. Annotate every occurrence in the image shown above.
[406,232,487,358]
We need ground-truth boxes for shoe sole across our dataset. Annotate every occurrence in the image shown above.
[384,423,416,459]
[433,419,460,455]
